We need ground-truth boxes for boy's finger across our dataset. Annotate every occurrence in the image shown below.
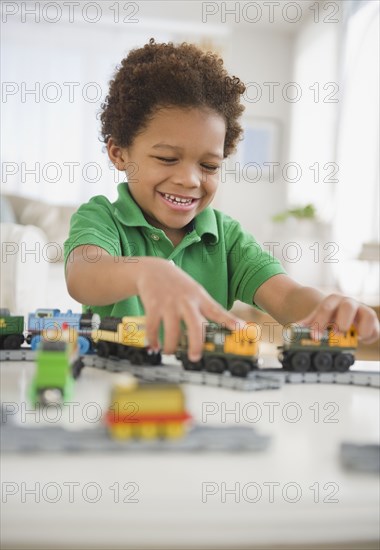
[355,308,380,343]
[333,298,358,333]
[144,311,161,350]
[182,308,207,362]
[162,314,181,355]
[298,294,342,328]
[202,299,245,331]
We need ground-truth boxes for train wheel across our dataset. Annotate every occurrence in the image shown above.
[164,422,185,439]
[96,341,109,358]
[278,351,291,370]
[39,388,63,405]
[229,360,251,378]
[72,358,85,379]
[111,424,133,440]
[3,334,24,349]
[182,357,203,371]
[128,350,144,365]
[290,352,311,372]
[313,352,333,372]
[147,351,162,365]
[78,336,90,355]
[334,354,352,372]
[138,423,159,439]
[30,335,41,350]
[205,357,226,374]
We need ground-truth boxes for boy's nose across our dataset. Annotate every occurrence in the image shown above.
[171,166,201,189]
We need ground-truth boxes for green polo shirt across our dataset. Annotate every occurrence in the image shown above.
[64,182,286,317]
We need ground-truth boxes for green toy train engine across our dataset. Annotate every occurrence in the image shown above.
[29,324,78,405]
[278,324,358,372]
[0,308,24,349]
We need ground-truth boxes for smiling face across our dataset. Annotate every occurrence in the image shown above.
[107,107,226,246]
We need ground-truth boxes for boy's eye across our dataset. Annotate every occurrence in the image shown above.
[156,157,176,163]
[155,157,219,173]
[202,164,219,173]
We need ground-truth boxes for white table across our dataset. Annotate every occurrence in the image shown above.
[1,359,379,550]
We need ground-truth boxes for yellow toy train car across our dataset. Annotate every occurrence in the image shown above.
[106,381,191,440]
[176,322,260,377]
[91,316,161,365]
[278,324,358,372]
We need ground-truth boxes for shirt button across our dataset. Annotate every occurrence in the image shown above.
[151,234,160,241]
[169,260,175,266]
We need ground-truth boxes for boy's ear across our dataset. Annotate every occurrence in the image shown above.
[107,138,129,171]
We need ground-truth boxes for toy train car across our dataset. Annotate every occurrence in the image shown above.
[176,322,260,377]
[29,324,78,405]
[27,308,100,354]
[91,316,260,377]
[0,308,24,349]
[106,380,191,440]
[91,316,162,365]
[278,324,357,372]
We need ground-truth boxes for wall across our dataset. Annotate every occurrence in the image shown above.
[216,27,293,245]
[1,4,293,239]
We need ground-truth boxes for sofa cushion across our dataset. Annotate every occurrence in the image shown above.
[0,196,17,224]
[1,222,50,317]
[3,194,76,262]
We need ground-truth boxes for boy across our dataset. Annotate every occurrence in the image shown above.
[64,39,379,361]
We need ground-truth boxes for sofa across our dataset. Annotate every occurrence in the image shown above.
[0,194,80,317]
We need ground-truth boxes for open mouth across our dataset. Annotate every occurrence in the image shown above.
[158,192,199,209]
[161,193,195,205]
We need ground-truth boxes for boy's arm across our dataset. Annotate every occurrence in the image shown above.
[66,245,147,305]
[253,274,379,344]
[65,245,244,360]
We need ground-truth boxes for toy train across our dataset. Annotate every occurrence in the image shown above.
[27,308,100,354]
[91,316,259,377]
[91,315,162,365]
[0,308,100,354]
[1,309,359,377]
[106,379,191,440]
[278,324,357,372]
[176,322,259,377]
[29,324,78,405]
[0,308,25,349]
[92,316,358,377]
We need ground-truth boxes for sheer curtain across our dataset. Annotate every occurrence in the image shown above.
[1,20,174,205]
[334,0,379,255]
[333,0,379,295]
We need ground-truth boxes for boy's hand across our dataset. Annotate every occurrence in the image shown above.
[298,294,379,344]
[136,258,244,361]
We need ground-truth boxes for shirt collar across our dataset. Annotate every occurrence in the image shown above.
[113,182,219,244]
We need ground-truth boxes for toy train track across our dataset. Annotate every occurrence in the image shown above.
[1,350,379,389]
[0,421,270,453]
[265,368,380,388]
[340,443,380,473]
[0,349,36,362]
[81,356,380,390]
[81,355,282,391]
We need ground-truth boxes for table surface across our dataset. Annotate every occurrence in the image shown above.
[1,357,379,550]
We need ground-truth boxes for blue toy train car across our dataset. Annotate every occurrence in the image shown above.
[27,309,100,354]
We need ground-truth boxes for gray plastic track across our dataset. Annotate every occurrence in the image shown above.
[81,355,283,391]
[340,443,380,473]
[0,349,36,361]
[262,368,380,388]
[81,356,380,390]
[2,351,379,389]
[1,421,270,453]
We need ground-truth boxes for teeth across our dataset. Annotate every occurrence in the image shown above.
[164,193,193,205]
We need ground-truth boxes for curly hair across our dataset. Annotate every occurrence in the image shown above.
[100,38,246,158]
